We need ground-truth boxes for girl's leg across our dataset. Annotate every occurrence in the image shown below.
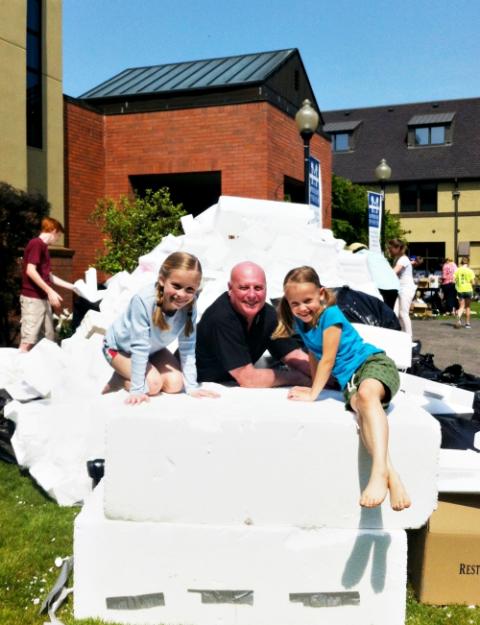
[350,379,410,510]
[148,349,184,394]
[103,349,183,395]
[386,455,411,511]
[456,296,465,325]
[465,297,471,325]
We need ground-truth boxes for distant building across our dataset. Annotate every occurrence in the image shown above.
[0,0,72,287]
[65,49,332,277]
[323,98,480,272]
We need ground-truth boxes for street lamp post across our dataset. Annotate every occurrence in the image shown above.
[452,183,460,265]
[374,158,392,251]
[295,99,320,204]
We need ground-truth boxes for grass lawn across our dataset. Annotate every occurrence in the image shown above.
[1,461,480,625]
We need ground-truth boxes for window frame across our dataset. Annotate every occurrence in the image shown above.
[331,132,351,152]
[26,0,42,149]
[399,181,438,213]
[408,123,452,148]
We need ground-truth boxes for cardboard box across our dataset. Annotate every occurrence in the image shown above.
[409,494,480,605]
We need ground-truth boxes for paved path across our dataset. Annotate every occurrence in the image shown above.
[411,318,480,376]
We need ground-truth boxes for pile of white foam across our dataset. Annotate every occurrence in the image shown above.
[0,195,477,507]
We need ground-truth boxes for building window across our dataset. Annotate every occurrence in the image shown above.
[323,120,361,153]
[414,125,446,146]
[407,112,454,148]
[332,132,350,152]
[400,182,437,213]
[26,0,42,148]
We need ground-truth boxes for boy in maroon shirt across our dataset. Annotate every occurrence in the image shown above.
[19,217,74,352]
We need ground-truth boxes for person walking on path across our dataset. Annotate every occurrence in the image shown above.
[441,257,458,315]
[387,239,416,336]
[454,257,476,329]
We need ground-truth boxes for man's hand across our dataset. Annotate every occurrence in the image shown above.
[287,386,316,402]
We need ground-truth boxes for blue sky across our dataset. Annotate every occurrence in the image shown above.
[63,0,480,111]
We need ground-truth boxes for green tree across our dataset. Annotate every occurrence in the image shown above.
[331,174,403,246]
[90,188,187,274]
[0,182,49,346]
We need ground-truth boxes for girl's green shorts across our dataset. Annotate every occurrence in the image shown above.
[343,352,400,410]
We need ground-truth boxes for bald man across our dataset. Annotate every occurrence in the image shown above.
[196,262,310,387]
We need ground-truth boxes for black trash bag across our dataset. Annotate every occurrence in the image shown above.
[439,364,480,393]
[407,352,442,381]
[423,291,444,315]
[433,414,480,452]
[0,390,18,464]
[473,391,480,422]
[334,286,401,330]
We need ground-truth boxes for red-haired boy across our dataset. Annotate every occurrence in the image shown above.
[19,217,74,352]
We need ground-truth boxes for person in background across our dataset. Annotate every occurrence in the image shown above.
[387,239,417,336]
[441,257,458,315]
[273,265,410,511]
[19,217,74,352]
[196,261,311,387]
[454,257,476,329]
[345,242,399,310]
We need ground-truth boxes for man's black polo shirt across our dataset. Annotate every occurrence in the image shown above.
[196,292,300,383]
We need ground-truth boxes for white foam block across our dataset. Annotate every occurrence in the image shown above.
[352,324,412,370]
[399,372,474,416]
[438,449,480,493]
[75,484,407,625]
[103,387,440,529]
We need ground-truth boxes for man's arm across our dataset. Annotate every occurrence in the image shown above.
[229,362,310,388]
[26,264,63,312]
[281,348,311,377]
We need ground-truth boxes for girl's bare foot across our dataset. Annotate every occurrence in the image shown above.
[360,471,388,508]
[388,471,411,511]
[102,372,125,394]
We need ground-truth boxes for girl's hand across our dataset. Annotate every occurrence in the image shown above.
[125,393,150,405]
[188,388,221,399]
[287,386,316,402]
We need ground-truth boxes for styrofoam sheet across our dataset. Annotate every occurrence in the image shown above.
[75,485,407,625]
[353,324,412,370]
[399,372,474,416]
[103,387,440,529]
[438,449,480,493]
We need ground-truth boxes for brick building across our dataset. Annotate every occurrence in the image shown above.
[65,49,332,278]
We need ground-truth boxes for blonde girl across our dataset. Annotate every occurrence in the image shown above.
[273,266,410,511]
[102,252,219,404]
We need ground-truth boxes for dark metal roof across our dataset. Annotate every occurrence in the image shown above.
[408,112,455,125]
[81,49,296,99]
[323,120,362,133]
[323,98,480,183]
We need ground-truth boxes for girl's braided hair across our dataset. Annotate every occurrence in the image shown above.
[153,252,202,337]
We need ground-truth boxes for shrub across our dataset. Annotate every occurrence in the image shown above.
[89,188,187,275]
[0,182,49,346]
